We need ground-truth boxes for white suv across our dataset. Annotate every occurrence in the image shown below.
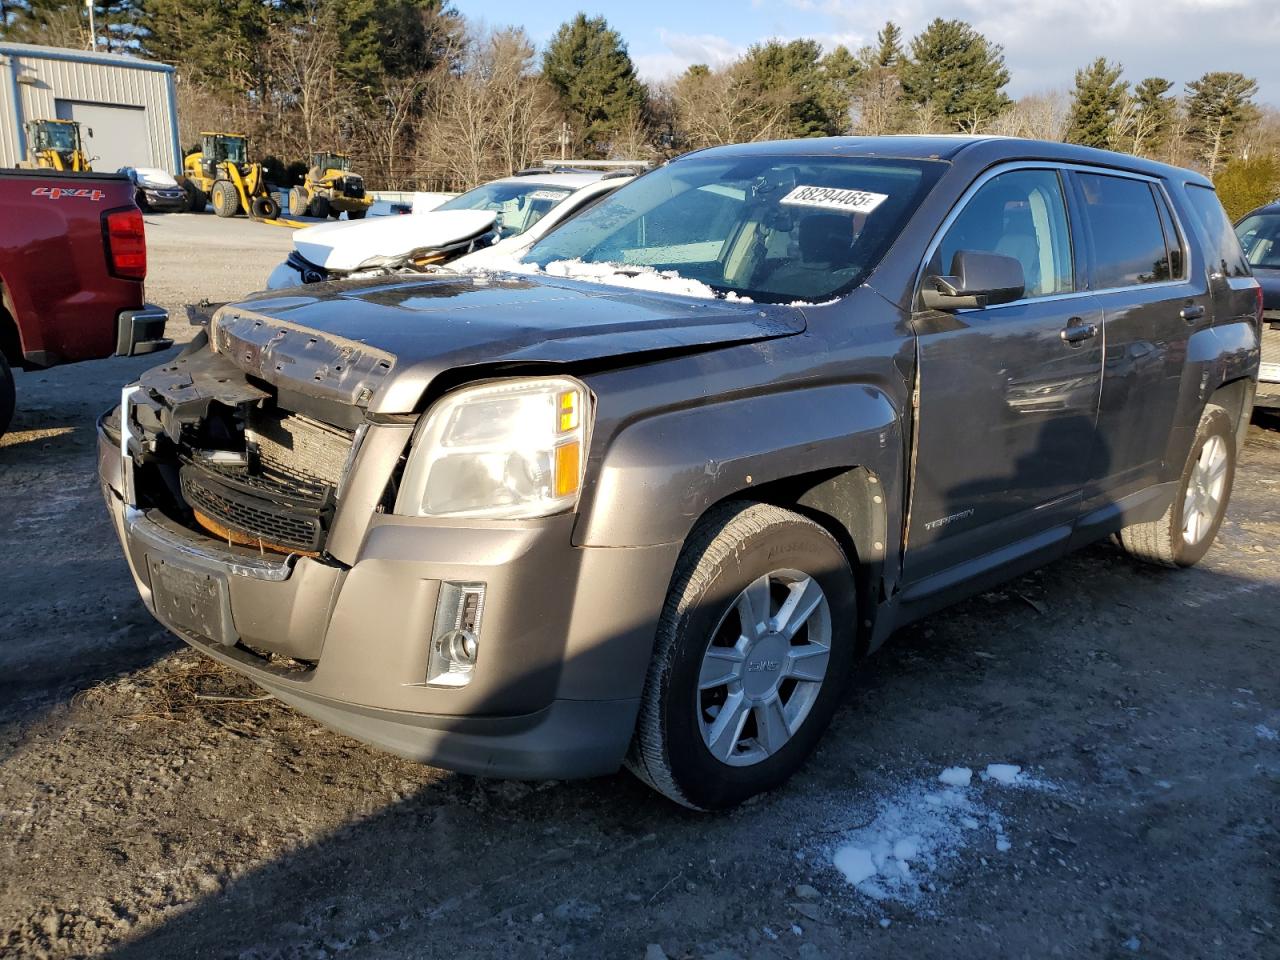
[266,170,637,289]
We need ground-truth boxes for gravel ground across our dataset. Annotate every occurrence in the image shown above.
[0,214,1277,960]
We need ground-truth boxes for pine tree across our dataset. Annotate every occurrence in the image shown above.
[1185,71,1259,173]
[1066,58,1126,149]
[818,45,860,135]
[850,21,907,134]
[740,39,839,139]
[899,19,1011,131]
[542,14,647,156]
[1130,77,1175,156]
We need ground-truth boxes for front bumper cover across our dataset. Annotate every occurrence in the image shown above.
[98,413,677,778]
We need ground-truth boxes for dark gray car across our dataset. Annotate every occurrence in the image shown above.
[98,137,1262,809]
[1234,200,1280,407]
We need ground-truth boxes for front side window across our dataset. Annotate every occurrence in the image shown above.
[1236,212,1280,270]
[439,182,574,238]
[934,169,1074,298]
[1184,184,1251,279]
[1077,173,1173,288]
[526,155,947,303]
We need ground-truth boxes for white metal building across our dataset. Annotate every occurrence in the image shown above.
[0,42,180,173]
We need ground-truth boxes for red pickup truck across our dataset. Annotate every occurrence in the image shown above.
[0,169,170,437]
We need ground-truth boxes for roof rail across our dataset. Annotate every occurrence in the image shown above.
[513,167,555,176]
[539,159,653,170]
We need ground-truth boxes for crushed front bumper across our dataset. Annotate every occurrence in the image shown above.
[98,413,678,779]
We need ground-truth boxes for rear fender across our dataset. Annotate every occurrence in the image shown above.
[575,383,904,563]
[1164,320,1260,476]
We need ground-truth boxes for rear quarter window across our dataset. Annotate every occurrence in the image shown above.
[1183,184,1251,279]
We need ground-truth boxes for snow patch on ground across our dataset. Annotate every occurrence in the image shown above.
[825,763,1055,909]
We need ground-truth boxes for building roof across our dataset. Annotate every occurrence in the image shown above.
[0,41,174,74]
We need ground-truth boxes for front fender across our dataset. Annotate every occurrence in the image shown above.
[575,383,904,549]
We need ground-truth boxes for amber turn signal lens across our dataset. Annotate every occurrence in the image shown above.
[554,442,581,497]
[558,390,579,433]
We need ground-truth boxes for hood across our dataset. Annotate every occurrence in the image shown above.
[293,210,497,273]
[129,167,179,189]
[220,271,807,414]
[1255,267,1280,311]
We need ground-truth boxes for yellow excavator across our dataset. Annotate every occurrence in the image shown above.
[179,132,280,220]
[287,152,373,219]
[23,119,92,172]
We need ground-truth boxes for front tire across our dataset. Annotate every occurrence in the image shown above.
[627,501,857,810]
[211,181,239,218]
[348,207,367,220]
[0,351,15,439]
[309,195,331,219]
[1116,405,1237,567]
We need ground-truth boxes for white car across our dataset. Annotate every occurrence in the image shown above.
[265,170,636,290]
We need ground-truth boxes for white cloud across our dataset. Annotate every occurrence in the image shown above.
[810,0,1280,100]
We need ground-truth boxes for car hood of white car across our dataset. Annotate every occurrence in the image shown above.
[133,167,180,189]
[293,210,498,273]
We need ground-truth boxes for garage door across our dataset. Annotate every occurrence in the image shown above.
[55,100,151,171]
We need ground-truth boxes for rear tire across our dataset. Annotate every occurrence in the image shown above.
[211,180,239,218]
[288,187,308,217]
[626,501,857,810]
[1116,405,1236,567]
[0,351,15,440]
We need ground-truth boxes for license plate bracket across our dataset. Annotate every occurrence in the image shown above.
[147,556,238,646]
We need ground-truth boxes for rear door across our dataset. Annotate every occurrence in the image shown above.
[902,166,1104,587]
[1069,170,1207,524]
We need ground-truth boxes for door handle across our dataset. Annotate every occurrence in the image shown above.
[1060,319,1098,345]
[1180,304,1206,322]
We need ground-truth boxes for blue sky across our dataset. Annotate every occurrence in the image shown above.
[471,0,1280,104]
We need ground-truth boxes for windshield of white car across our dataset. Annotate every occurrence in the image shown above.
[438,182,575,238]
[1237,213,1280,270]
[524,155,947,303]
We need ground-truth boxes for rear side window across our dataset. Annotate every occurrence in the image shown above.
[1184,184,1251,279]
[1076,173,1172,288]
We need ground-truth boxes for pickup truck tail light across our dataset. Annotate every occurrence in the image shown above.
[104,208,147,280]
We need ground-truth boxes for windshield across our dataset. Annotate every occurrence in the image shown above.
[35,124,79,152]
[438,181,575,238]
[1236,212,1280,270]
[524,155,946,303]
[209,137,247,165]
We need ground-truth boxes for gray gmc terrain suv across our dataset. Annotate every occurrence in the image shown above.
[99,137,1262,810]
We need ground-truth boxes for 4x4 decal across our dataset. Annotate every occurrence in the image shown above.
[31,186,105,202]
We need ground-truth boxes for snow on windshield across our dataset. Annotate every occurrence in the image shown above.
[464,256,754,303]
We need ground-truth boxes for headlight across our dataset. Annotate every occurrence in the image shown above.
[395,377,591,519]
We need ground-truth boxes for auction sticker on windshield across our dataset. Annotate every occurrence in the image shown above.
[780,185,888,214]
[528,190,571,202]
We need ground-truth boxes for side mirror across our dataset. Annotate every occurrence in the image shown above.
[921,249,1026,311]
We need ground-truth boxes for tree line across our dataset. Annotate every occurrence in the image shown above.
[2,1,1277,213]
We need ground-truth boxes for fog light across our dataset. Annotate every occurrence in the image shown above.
[427,582,486,686]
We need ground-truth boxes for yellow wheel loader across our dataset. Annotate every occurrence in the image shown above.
[179,132,281,220]
[287,152,373,220]
[23,119,92,172]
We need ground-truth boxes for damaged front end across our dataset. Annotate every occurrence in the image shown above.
[112,310,396,562]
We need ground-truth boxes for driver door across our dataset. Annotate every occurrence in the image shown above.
[902,167,1104,588]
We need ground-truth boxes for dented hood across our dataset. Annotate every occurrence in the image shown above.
[216,271,806,414]
[293,210,498,272]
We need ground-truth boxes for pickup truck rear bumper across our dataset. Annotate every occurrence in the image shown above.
[115,304,172,357]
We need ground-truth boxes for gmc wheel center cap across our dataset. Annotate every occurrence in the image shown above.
[743,633,787,699]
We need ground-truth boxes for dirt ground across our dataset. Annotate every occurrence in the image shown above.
[1,213,1277,960]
